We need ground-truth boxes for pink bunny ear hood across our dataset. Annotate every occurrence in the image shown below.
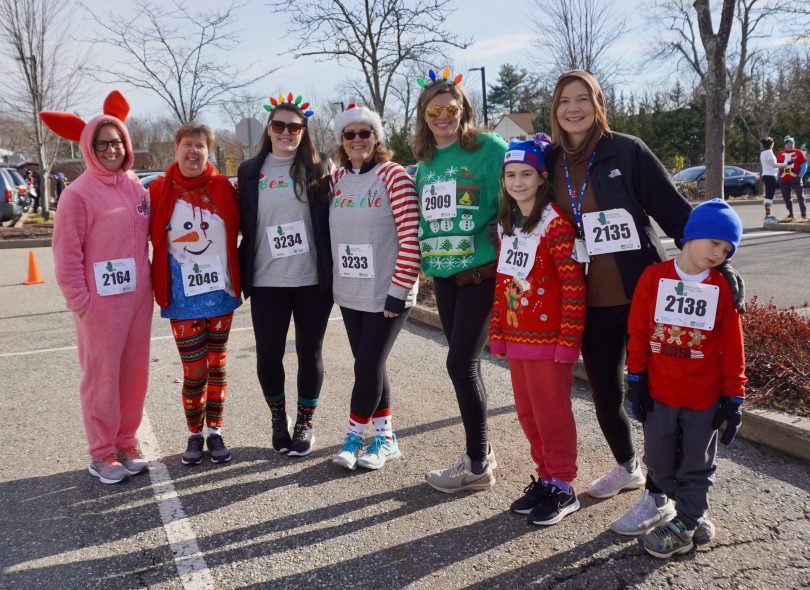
[78,114,135,177]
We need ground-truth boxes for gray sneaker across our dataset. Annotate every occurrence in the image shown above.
[206,433,232,463]
[694,517,716,545]
[611,490,676,536]
[182,434,205,465]
[116,447,149,475]
[88,455,130,484]
[425,453,495,493]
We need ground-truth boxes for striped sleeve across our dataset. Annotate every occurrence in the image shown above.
[545,215,586,362]
[378,162,421,297]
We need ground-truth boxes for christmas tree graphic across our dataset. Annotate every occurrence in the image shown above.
[459,166,474,180]
[456,238,471,251]
[598,212,607,225]
[440,239,453,251]
[106,261,113,272]
[458,192,473,206]
[675,281,685,296]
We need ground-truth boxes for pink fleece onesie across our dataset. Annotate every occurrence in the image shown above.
[51,115,153,459]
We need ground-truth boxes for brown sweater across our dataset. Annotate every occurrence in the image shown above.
[552,133,630,307]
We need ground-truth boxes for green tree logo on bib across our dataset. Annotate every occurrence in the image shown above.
[106,261,114,272]
[675,281,685,296]
[193,263,200,274]
[277,225,284,236]
[598,212,607,225]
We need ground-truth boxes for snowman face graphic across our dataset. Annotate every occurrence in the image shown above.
[168,200,226,262]
[459,213,474,231]
[440,219,454,232]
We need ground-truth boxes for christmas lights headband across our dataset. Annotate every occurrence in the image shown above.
[416,68,463,89]
[264,92,314,117]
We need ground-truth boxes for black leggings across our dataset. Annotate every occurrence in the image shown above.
[250,285,333,402]
[433,276,495,463]
[340,307,408,418]
[581,304,635,465]
[763,175,777,202]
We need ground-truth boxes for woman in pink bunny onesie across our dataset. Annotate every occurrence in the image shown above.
[42,91,153,485]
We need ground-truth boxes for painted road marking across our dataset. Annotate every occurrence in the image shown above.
[138,412,215,590]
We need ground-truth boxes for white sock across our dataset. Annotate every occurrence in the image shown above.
[622,457,638,473]
[372,414,393,439]
[207,427,221,437]
[348,416,369,438]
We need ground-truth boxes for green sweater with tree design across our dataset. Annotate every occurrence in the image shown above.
[415,133,507,278]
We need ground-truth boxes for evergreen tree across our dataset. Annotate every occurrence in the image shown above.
[488,64,529,115]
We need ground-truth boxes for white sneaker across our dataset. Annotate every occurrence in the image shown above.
[610,490,675,536]
[333,433,364,471]
[586,463,645,498]
[425,453,495,493]
[357,434,401,470]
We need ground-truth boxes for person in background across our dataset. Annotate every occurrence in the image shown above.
[42,91,153,484]
[237,93,333,457]
[776,135,807,220]
[55,172,67,209]
[149,122,242,466]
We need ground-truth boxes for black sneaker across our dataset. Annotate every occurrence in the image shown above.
[272,414,292,454]
[528,484,580,526]
[288,420,315,457]
[182,434,204,465]
[206,433,232,463]
[511,476,548,514]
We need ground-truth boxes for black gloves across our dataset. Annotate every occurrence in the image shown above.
[384,295,406,315]
[486,219,499,247]
[717,261,746,314]
[627,371,653,423]
[712,396,744,445]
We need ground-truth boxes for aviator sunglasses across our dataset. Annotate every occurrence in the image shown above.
[342,129,374,141]
[426,104,461,118]
[270,121,305,135]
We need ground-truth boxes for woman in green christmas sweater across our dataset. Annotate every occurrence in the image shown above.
[411,69,508,493]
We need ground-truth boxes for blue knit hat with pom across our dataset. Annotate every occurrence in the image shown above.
[502,132,553,173]
[682,198,743,259]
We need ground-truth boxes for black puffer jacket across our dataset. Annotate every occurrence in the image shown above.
[546,131,693,299]
[237,148,333,298]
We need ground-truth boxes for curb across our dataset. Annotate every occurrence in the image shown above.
[0,238,52,249]
[763,219,810,233]
[408,304,810,462]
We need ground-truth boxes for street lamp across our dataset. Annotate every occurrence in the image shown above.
[469,67,488,128]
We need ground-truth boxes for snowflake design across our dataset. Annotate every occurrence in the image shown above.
[425,171,436,183]
[438,258,452,271]
[445,165,458,178]
[424,257,439,269]
[450,257,463,268]
[458,255,473,267]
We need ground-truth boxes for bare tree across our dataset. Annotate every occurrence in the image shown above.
[268,0,470,117]
[648,0,788,197]
[219,92,267,129]
[0,0,87,217]
[530,0,628,86]
[84,0,277,123]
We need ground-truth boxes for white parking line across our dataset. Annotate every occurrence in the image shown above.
[1,317,344,358]
[138,413,215,590]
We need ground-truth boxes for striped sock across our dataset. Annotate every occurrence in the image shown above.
[348,413,370,438]
[372,409,393,440]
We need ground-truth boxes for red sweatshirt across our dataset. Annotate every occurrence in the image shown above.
[627,259,746,410]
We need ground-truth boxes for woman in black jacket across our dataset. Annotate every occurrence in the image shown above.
[237,94,333,457]
[544,70,742,534]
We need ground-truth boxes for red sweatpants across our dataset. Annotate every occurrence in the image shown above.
[509,358,578,482]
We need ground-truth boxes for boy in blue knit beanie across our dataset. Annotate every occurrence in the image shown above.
[611,198,747,558]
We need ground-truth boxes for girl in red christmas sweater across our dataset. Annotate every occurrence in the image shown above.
[489,134,586,526]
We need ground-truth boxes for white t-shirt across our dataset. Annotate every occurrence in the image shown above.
[760,149,779,178]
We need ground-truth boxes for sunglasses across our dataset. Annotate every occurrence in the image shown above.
[270,121,305,135]
[342,129,374,141]
[426,105,461,118]
[93,139,125,152]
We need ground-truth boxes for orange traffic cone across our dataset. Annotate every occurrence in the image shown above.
[24,250,45,285]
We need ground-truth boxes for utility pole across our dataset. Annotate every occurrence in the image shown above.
[469,67,488,128]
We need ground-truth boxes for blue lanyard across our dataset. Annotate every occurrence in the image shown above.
[563,152,596,236]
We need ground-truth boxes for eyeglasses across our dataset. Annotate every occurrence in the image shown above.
[426,105,461,118]
[341,129,374,141]
[93,139,125,152]
[269,121,305,135]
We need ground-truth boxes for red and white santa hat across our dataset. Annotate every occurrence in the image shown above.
[333,103,384,144]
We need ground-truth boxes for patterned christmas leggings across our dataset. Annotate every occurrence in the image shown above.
[170,313,234,433]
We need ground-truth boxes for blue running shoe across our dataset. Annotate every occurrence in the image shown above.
[358,434,401,470]
[333,433,364,470]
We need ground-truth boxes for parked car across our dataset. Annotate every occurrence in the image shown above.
[0,168,23,226]
[4,168,32,212]
[672,165,761,196]
[134,169,163,179]
[140,173,162,189]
